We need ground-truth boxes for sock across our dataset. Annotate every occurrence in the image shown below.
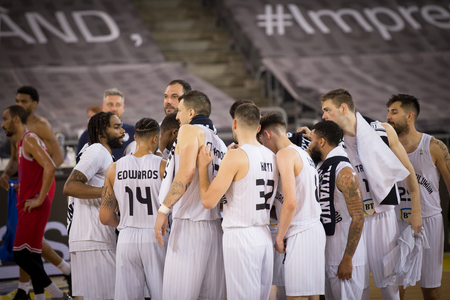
[57,259,71,276]
[44,282,63,298]
[34,294,46,300]
[18,281,30,294]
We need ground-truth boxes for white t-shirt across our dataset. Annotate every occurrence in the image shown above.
[68,143,117,252]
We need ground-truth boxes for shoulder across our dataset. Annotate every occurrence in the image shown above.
[30,116,54,138]
[23,132,44,148]
[178,124,204,142]
[430,136,448,156]
[277,145,298,160]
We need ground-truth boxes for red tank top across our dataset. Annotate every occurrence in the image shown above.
[17,131,55,207]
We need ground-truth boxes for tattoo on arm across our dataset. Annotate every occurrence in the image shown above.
[164,180,191,209]
[337,170,364,258]
[431,137,450,171]
[101,186,118,211]
[66,169,88,185]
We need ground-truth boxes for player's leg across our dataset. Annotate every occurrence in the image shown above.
[162,219,209,299]
[142,228,167,300]
[365,210,400,299]
[223,226,270,299]
[199,219,226,300]
[418,215,444,300]
[285,222,325,299]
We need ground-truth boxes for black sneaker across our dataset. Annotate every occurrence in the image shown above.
[13,289,31,300]
[63,274,72,297]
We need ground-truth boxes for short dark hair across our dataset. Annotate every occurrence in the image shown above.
[312,120,343,147]
[168,79,192,94]
[6,105,28,124]
[386,94,420,120]
[320,88,354,113]
[88,112,115,145]
[235,103,260,129]
[135,118,160,140]
[259,111,286,136]
[229,99,254,119]
[160,112,180,132]
[17,86,39,103]
[179,90,211,117]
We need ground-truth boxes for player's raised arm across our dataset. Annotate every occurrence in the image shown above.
[383,122,422,233]
[100,163,119,227]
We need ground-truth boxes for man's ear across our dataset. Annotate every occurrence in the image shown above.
[340,103,348,115]
[232,119,237,130]
[171,128,178,138]
[263,129,271,139]
[256,124,261,134]
[407,111,415,123]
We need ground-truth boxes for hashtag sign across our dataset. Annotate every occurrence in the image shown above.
[257,4,293,36]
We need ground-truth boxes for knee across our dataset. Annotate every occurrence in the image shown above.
[14,249,31,267]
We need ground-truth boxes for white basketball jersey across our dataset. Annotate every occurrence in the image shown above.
[283,145,322,238]
[68,143,116,252]
[323,147,366,266]
[160,125,227,221]
[222,144,279,229]
[113,154,163,230]
[343,136,393,215]
[397,134,441,221]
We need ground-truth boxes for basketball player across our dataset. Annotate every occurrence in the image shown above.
[2,105,69,300]
[309,120,366,300]
[163,79,192,115]
[196,104,277,299]
[387,94,449,300]
[320,88,422,300]
[123,112,179,158]
[63,112,125,300]
[100,118,167,300]
[258,111,325,299]
[154,90,227,300]
[77,88,134,158]
[0,86,70,299]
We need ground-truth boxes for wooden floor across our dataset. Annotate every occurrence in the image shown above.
[1,270,449,299]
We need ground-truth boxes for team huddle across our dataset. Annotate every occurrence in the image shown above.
[2,81,448,300]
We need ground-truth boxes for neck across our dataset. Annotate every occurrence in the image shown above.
[398,125,422,150]
[237,130,260,147]
[134,141,155,157]
[14,125,27,142]
[276,134,293,152]
[99,138,113,154]
[342,113,357,137]
[320,145,335,161]
[26,111,35,123]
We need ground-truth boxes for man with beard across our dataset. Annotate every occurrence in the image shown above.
[63,112,125,300]
[163,79,192,115]
[309,120,366,300]
[154,90,227,300]
[77,88,134,159]
[320,88,421,300]
[2,105,69,300]
[0,86,70,300]
[100,118,168,300]
[257,111,324,299]
[387,94,449,300]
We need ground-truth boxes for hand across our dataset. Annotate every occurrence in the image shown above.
[0,173,10,191]
[407,212,422,235]
[24,197,43,212]
[197,145,213,169]
[227,143,239,150]
[154,211,168,246]
[337,255,353,280]
[297,126,311,140]
[274,236,286,254]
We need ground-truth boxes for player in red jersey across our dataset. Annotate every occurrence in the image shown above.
[2,105,69,300]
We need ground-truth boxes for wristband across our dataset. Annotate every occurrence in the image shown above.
[158,204,170,214]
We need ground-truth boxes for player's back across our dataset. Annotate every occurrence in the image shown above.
[223,144,279,229]
[114,154,163,230]
[162,125,227,221]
